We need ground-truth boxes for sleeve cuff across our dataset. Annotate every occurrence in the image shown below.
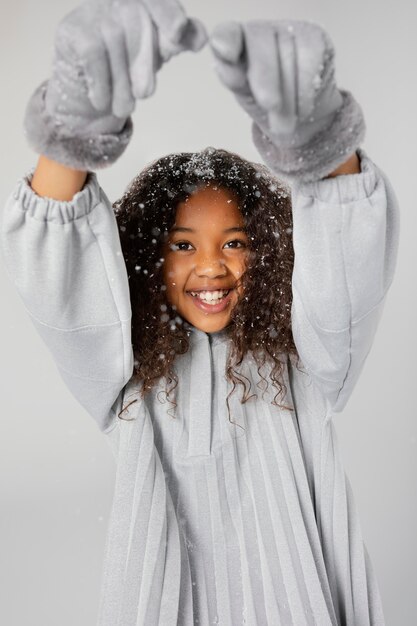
[293,148,378,203]
[13,170,103,224]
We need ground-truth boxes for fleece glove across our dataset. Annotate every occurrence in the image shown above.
[24,0,207,171]
[210,19,365,183]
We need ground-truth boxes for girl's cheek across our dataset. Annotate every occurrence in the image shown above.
[162,253,178,283]
[236,257,248,277]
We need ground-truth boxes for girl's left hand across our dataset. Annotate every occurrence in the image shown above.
[209,19,365,182]
[209,20,343,146]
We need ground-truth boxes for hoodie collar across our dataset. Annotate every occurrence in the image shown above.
[183,321,231,347]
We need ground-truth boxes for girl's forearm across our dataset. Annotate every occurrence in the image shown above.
[31,155,88,201]
[326,152,361,178]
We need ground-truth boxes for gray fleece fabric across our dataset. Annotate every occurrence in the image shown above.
[0,149,399,625]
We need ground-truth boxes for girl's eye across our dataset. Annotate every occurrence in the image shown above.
[170,241,193,251]
[225,239,247,249]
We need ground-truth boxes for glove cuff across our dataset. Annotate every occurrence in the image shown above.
[252,90,366,184]
[23,82,133,171]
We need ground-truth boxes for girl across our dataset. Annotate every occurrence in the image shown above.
[0,1,399,624]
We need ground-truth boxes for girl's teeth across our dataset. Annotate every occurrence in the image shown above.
[190,289,230,302]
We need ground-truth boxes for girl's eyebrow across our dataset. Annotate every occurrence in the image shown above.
[170,226,246,234]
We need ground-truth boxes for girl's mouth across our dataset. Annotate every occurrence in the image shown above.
[187,289,234,313]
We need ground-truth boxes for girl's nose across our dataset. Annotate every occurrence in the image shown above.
[194,256,228,278]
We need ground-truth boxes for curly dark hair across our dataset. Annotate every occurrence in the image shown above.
[113,147,300,424]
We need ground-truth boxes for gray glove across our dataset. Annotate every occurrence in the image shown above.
[24,0,207,171]
[210,20,365,183]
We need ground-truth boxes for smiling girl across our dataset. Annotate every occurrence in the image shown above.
[162,185,248,330]
[1,1,399,624]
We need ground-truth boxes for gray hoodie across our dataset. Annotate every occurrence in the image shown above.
[0,148,399,625]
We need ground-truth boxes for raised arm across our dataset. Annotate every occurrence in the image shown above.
[1,169,134,431]
[2,0,207,430]
[290,149,399,412]
[209,19,399,412]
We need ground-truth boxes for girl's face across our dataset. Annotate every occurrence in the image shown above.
[162,185,250,333]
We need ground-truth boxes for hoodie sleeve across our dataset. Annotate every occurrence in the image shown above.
[289,148,400,414]
[0,172,134,432]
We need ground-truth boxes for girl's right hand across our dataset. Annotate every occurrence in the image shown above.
[24,0,207,171]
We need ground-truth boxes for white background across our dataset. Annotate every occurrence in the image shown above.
[0,0,416,624]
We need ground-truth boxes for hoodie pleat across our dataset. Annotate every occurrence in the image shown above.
[245,398,315,624]
[204,459,234,624]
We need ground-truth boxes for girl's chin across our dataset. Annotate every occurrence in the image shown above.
[183,307,232,330]
[188,323,231,335]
